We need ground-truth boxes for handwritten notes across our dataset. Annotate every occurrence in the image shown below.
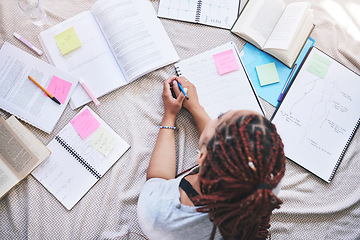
[70,109,100,139]
[54,27,82,55]
[213,49,239,75]
[307,53,332,79]
[45,76,72,103]
[91,127,117,156]
[255,62,280,86]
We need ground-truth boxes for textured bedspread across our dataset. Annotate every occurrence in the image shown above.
[1,0,360,239]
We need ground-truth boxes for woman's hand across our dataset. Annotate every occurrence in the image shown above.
[175,76,201,115]
[162,76,186,121]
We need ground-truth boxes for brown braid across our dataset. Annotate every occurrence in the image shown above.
[194,114,286,240]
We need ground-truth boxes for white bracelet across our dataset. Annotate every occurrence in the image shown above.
[159,126,176,130]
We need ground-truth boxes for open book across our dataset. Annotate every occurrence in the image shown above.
[157,0,240,29]
[32,106,130,210]
[39,0,179,109]
[0,42,77,133]
[231,0,314,68]
[271,47,360,182]
[175,42,264,119]
[0,116,50,199]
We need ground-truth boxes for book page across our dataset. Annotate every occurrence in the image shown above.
[272,48,360,182]
[91,0,179,82]
[0,160,18,199]
[6,116,50,161]
[264,2,310,50]
[38,11,127,110]
[175,42,263,119]
[0,117,39,179]
[232,0,285,48]
[0,42,77,133]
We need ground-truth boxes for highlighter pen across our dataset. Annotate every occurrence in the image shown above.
[28,76,61,105]
[14,32,43,56]
[277,64,297,102]
[177,81,189,100]
[78,77,100,106]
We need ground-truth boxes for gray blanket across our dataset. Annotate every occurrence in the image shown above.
[1,0,360,239]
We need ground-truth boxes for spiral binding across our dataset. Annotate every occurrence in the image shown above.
[195,0,202,23]
[174,66,182,76]
[55,135,101,180]
[328,117,360,181]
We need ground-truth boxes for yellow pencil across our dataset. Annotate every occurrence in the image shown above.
[28,76,61,105]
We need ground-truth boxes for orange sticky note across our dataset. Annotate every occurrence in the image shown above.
[70,108,100,139]
[213,49,240,75]
[45,76,72,104]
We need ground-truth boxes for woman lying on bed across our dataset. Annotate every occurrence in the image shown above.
[137,76,286,240]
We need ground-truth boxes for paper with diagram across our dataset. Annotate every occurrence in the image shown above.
[271,47,360,182]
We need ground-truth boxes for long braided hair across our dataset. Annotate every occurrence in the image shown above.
[194,114,286,239]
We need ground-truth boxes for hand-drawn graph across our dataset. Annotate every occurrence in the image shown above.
[158,0,239,29]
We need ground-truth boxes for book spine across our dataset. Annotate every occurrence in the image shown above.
[328,117,360,181]
[55,135,101,179]
[195,0,202,23]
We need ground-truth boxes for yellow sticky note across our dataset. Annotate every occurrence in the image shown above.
[256,62,280,86]
[91,127,117,156]
[54,27,82,55]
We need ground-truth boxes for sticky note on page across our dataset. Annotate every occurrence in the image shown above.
[45,76,72,104]
[213,49,240,75]
[70,108,100,139]
[256,62,280,86]
[54,27,82,55]
[307,53,331,79]
[91,127,117,156]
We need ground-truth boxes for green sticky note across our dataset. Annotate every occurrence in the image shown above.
[255,62,280,86]
[307,53,331,79]
[54,27,82,55]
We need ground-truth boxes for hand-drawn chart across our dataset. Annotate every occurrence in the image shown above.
[272,48,360,181]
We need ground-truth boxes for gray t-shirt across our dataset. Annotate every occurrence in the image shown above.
[137,174,223,240]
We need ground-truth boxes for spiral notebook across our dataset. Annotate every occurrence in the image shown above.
[157,0,240,29]
[32,106,130,210]
[271,47,360,182]
[175,41,264,119]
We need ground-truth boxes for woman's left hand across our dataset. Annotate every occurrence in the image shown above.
[162,76,186,120]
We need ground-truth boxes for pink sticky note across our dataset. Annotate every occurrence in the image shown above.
[213,49,240,75]
[45,76,72,104]
[70,108,100,139]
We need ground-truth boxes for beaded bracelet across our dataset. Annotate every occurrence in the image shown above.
[159,126,176,130]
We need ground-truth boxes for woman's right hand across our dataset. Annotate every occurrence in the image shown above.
[176,76,201,114]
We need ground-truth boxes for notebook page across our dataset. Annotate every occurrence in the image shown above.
[175,42,263,119]
[158,0,240,29]
[272,48,360,182]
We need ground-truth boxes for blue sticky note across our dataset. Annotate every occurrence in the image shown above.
[240,37,315,107]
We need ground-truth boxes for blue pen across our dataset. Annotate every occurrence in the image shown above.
[177,81,189,100]
[278,64,297,102]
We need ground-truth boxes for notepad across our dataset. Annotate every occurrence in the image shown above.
[256,62,280,86]
[54,27,82,55]
[32,106,130,210]
[45,76,73,104]
[175,42,264,119]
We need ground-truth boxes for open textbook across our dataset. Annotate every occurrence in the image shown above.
[0,42,77,133]
[39,0,179,109]
[231,0,314,68]
[0,116,50,199]
[271,48,360,182]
